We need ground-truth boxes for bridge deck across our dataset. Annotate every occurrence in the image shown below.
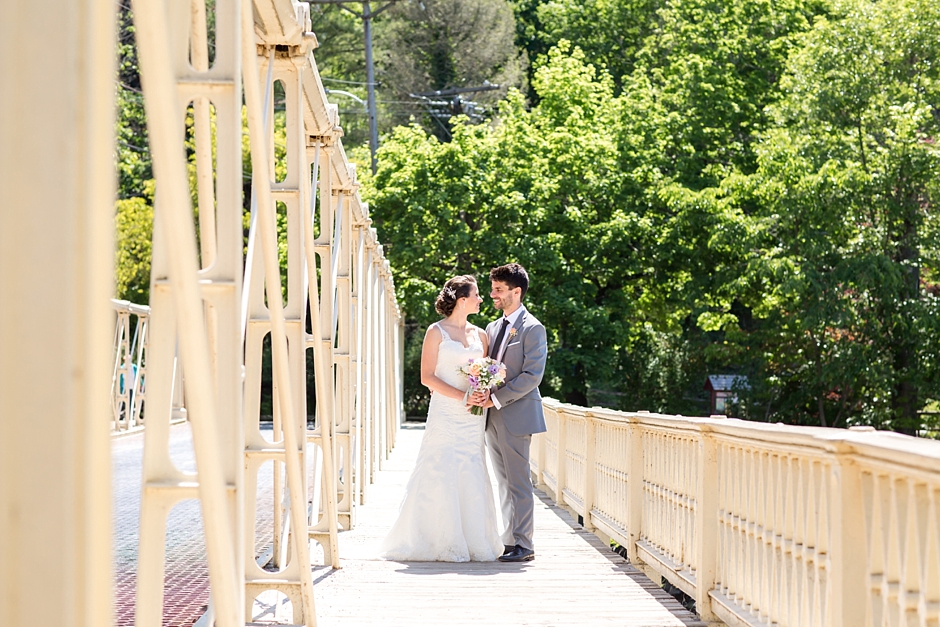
[307,422,706,627]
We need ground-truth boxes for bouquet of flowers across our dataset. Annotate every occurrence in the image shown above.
[459,357,507,416]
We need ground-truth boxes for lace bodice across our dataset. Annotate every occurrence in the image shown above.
[434,322,484,391]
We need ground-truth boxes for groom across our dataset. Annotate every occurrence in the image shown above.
[470,263,547,563]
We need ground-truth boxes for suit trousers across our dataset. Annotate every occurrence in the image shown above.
[485,409,534,550]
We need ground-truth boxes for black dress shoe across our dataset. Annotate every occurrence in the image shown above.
[503,545,515,556]
[498,545,535,562]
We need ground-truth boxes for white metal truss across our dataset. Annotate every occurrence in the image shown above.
[128,0,403,626]
[130,0,246,626]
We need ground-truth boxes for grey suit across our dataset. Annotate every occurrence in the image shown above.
[485,307,547,550]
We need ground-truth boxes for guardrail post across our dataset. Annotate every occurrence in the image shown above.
[583,412,597,530]
[537,429,547,488]
[694,425,720,623]
[627,413,645,563]
[556,409,568,505]
[830,439,867,627]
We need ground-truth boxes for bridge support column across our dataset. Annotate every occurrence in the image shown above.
[305,137,341,569]
[334,189,355,530]
[0,1,116,625]
[361,233,378,497]
[370,239,384,472]
[131,0,246,624]
[351,218,369,507]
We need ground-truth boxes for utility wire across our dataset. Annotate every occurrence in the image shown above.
[321,76,380,86]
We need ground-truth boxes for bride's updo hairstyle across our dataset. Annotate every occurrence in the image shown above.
[435,275,476,317]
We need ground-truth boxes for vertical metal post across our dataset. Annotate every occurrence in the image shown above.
[362,1,378,175]
[310,0,396,172]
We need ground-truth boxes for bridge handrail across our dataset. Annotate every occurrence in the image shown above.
[110,299,186,433]
[109,298,150,431]
[533,399,940,627]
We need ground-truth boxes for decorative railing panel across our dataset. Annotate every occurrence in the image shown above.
[562,407,587,511]
[533,400,940,627]
[639,423,699,594]
[110,299,151,431]
[590,414,632,538]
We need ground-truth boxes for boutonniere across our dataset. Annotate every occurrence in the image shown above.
[508,327,518,340]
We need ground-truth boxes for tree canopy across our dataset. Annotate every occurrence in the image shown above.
[365,0,940,432]
[113,0,940,432]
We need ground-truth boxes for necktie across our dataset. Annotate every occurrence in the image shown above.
[490,318,510,359]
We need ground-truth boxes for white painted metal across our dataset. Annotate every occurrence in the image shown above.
[352,219,369,505]
[335,189,355,529]
[534,400,940,627]
[238,0,347,618]
[305,138,342,571]
[0,0,116,624]
[3,0,405,625]
[110,299,151,431]
[130,0,245,624]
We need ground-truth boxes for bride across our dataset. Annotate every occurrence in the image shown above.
[380,275,503,562]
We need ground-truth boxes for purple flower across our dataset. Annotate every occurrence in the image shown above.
[468,358,475,364]
[468,375,479,387]
[488,364,500,375]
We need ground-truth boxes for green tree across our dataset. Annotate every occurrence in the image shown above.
[377,0,526,139]
[115,195,154,304]
[736,0,940,430]
[510,0,660,95]
[115,3,152,201]
[367,45,663,411]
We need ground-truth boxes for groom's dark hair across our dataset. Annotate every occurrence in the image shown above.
[489,263,529,299]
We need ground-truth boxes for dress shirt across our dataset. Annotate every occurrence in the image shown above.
[491,306,525,410]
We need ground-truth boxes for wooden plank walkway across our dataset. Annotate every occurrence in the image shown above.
[302,422,706,627]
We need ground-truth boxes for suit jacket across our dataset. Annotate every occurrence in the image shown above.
[487,307,548,436]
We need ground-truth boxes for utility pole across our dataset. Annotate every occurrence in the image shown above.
[309,1,397,175]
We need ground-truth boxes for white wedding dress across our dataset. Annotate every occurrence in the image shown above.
[380,323,503,562]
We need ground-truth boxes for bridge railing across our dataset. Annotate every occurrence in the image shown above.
[534,399,940,627]
[110,299,187,432]
[110,299,148,431]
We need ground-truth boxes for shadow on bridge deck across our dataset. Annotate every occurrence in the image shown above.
[113,422,703,626]
[307,422,706,627]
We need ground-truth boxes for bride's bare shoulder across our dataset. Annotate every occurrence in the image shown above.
[470,325,488,345]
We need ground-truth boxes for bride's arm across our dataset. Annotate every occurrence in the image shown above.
[478,326,489,356]
[421,325,469,401]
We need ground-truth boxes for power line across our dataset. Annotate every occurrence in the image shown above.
[309,0,398,175]
[321,76,379,86]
